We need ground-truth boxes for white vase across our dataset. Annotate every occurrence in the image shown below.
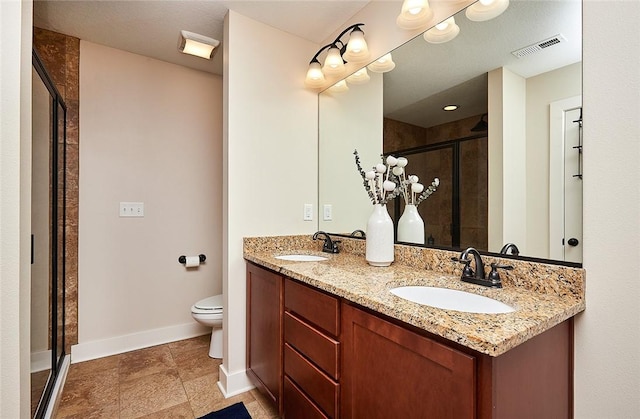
[397,204,425,245]
[365,204,394,267]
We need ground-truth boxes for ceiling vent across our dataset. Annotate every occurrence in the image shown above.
[511,34,566,58]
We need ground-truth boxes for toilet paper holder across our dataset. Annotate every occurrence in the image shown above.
[178,254,206,264]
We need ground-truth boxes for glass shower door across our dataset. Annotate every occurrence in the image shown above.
[31,49,66,419]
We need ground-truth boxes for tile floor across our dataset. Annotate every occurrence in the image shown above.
[54,335,280,418]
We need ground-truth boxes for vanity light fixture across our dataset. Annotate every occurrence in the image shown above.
[424,16,460,44]
[328,79,349,93]
[305,23,370,89]
[443,104,459,111]
[465,0,510,22]
[305,61,326,89]
[346,67,371,85]
[323,45,346,76]
[367,53,396,73]
[397,0,434,30]
[178,30,220,60]
[342,26,370,63]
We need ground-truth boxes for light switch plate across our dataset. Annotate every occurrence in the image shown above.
[323,204,332,221]
[303,203,313,221]
[120,202,144,217]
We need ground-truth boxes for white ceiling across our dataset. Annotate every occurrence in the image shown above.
[33,0,372,76]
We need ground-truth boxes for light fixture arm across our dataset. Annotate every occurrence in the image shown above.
[332,23,365,46]
[309,44,334,64]
[308,23,365,64]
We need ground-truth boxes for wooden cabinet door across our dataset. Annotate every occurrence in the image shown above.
[246,263,283,413]
[341,304,476,419]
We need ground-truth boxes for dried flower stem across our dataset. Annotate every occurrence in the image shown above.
[415,179,440,206]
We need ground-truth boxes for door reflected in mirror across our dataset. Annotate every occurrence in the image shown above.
[318,0,582,265]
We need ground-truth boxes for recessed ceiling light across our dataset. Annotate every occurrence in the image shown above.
[443,105,458,111]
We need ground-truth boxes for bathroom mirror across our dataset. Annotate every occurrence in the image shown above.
[318,0,582,265]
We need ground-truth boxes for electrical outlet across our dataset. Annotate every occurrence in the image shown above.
[323,204,332,221]
[119,202,144,217]
[303,204,313,221]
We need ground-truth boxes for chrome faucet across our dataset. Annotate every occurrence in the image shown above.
[500,243,520,256]
[453,247,512,288]
[313,231,340,254]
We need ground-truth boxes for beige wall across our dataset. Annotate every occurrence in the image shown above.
[222,11,319,395]
[525,62,581,258]
[500,68,527,252]
[489,68,527,252]
[577,1,640,417]
[76,41,223,359]
[318,72,384,234]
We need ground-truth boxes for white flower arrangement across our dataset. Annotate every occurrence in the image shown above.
[354,149,439,206]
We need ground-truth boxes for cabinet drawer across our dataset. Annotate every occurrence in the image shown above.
[285,312,339,380]
[285,344,338,418]
[285,278,340,336]
[284,376,328,419]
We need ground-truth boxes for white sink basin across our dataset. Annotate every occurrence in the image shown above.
[275,254,328,262]
[390,286,515,314]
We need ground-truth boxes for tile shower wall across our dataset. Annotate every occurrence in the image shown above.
[34,27,80,352]
[384,115,489,250]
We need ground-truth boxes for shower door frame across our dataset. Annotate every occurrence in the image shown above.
[32,49,66,419]
[389,133,488,249]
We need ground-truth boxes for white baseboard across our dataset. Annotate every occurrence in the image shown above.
[44,354,70,419]
[217,364,254,398]
[71,322,209,363]
[31,349,52,373]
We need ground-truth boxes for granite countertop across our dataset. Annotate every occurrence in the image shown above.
[243,235,586,357]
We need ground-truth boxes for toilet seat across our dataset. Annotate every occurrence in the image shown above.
[192,295,223,315]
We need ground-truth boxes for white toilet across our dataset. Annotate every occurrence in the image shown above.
[191,294,223,359]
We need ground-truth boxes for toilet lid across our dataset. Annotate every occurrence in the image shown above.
[194,295,223,312]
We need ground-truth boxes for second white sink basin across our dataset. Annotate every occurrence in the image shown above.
[275,254,328,262]
[390,286,515,314]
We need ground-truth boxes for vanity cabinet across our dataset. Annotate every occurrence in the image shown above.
[246,263,573,419]
[341,303,475,419]
[246,263,284,413]
[341,303,573,419]
[283,278,341,418]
